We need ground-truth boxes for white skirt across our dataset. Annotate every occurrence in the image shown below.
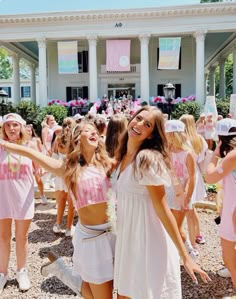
[72,222,116,284]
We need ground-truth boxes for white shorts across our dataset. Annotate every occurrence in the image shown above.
[55,176,68,192]
[72,222,116,284]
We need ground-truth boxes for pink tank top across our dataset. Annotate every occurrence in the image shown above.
[172,151,189,186]
[76,165,111,209]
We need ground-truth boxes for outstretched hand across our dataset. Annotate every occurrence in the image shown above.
[183,255,211,285]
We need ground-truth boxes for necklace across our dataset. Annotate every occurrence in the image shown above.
[6,151,22,173]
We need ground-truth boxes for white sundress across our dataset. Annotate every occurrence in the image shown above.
[113,156,182,299]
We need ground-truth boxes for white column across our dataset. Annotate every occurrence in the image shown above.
[219,57,226,99]
[204,72,208,99]
[139,33,150,104]
[87,35,98,102]
[233,46,236,94]
[194,31,206,106]
[208,66,216,96]
[37,38,48,107]
[12,53,21,103]
[29,63,36,105]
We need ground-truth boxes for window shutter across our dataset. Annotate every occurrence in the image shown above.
[175,84,181,98]
[82,86,88,99]
[157,84,164,96]
[66,87,72,102]
[82,51,89,73]
[21,86,24,97]
[8,87,11,98]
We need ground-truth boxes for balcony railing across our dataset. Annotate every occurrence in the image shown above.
[101,64,140,74]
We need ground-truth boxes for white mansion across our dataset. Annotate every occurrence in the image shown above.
[0,1,236,106]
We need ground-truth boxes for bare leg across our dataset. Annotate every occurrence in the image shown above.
[221,238,236,288]
[0,219,12,274]
[66,195,75,230]
[186,208,197,247]
[117,295,131,299]
[171,209,187,242]
[55,191,67,225]
[89,280,113,299]
[35,174,44,197]
[15,219,31,270]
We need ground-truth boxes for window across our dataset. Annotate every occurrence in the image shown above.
[157,48,181,70]
[78,51,88,73]
[157,84,181,98]
[21,86,31,98]
[0,87,11,97]
[66,86,89,101]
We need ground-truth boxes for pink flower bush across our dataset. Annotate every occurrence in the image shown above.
[48,98,89,107]
[151,95,196,105]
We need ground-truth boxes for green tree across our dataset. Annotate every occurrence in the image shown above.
[0,48,12,79]
[200,0,221,3]
[214,54,233,99]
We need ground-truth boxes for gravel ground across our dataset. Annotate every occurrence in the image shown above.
[1,197,236,299]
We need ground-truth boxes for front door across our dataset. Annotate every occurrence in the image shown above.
[107,84,135,99]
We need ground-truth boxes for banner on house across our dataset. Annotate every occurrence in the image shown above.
[158,37,181,70]
[106,40,130,72]
[58,41,78,74]
[230,94,236,119]
[204,96,218,120]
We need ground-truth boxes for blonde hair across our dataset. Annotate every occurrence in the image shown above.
[56,117,76,149]
[169,131,189,151]
[63,121,114,199]
[41,114,54,128]
[2,122,28,144]
[179,114,203,155]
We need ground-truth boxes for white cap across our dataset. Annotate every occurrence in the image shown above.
[2,113,26,126]
[165,120,185,133]
[73,113,84,121]
[215,118,236,136]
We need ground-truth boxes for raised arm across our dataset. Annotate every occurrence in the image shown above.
[0,140,65,177]
[205,143,236,184]
[147,184,211,284]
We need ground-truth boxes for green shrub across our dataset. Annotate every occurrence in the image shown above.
[216,99,230,117]
[205,183,217,193]
[171,101,201,120]
[1,101,68,137]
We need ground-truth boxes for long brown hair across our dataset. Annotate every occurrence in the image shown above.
[63,121,114,199]
[117,106,171,173]
[105,114,128,158]
[219,128,236,158]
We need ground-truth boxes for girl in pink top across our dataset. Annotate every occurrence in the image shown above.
[165,120,198,259]
[206,118,236,288]
[0,121,115,299]
[0,113,36,293]
[41,114,55,156]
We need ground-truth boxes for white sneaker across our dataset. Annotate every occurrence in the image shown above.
[218,267,231,278]
[189,249,198,261]
[53,224,61,234]
[16,268,31,291]
[65,225,75,237]
[41,194,48,205]
[0,273,8,294]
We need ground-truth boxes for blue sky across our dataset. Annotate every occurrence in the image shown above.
[0,0,200,15]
